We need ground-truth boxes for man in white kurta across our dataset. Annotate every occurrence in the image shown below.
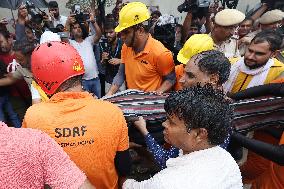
[123,146,242,189]
[123,85,243,189]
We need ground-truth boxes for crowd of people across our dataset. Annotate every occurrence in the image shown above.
[0,0,284,188]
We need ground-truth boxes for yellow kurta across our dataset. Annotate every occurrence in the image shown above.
[230,58,284,94]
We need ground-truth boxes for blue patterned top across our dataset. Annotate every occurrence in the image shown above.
[144,134,231,169]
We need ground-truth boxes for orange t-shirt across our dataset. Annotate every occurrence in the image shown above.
[241,131,279,183]
[251,132,284,189]
[241,77,284,184]
[121,35,175,92]
[23,92,129,189]
[174,64,184,91]
[271,78,284,84]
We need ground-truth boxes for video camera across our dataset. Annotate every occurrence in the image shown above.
[261,0,284,11]
[177,0,213,13]
[72,4,90,24]
[26,0,46,24]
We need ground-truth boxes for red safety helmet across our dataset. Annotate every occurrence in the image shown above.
[31,42,84,95]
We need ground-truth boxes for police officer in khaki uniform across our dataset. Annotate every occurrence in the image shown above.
[210,9,245,58]
[239,9,284,56]
[259,9,284,30]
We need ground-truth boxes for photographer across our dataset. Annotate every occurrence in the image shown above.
[100,21,125,94]
[23,1,52,41]
[67,12,102,98]
[180,1,218,43]
[182,12,202,42]
[47,1,67,28]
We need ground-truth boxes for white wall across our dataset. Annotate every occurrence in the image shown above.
[0,0,260,31]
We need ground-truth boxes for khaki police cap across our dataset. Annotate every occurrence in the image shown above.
[259,9,284,25]
[215,9,245,26]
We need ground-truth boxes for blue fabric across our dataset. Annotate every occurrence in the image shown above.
[0,95,21,128]
[82,77,101,98]
[145,134,179,169]
[145,133,231,169]
[219,135,231,150]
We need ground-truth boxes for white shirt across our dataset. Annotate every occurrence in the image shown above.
[70,36,99,80]
[51,15,67,27]
[215,37,240,59]
[123,146,243,189]
[209,33,240,58]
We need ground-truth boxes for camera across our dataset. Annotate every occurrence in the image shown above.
[26,1,46,24]
[177,0,213,13]
[72,4,90,24]
[261,0,284,11]
[100,37,109,51]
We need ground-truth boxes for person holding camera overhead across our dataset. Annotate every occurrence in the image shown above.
[66,9,102,98]
[47,1,68,28]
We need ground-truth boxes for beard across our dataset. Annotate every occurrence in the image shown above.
[54,12,59,19]
[107,36,116,44]
[244,59,267,69]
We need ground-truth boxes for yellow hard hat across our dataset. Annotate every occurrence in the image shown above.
[177,34,214,64]
[115,2,150,33]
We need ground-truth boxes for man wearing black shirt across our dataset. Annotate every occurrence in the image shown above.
[100,21,125,93]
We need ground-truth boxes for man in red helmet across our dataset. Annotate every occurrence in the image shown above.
[23,42,131,189]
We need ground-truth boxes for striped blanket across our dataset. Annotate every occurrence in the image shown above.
[103,90,167,144]
[103,89,168,123]
[231,96,284,133]
[104,89,284,134]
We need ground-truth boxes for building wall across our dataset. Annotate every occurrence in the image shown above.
[0,0,260,31]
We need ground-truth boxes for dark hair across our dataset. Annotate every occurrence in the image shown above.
[164,84,232,145]
[193,50,231,85]
[48,1,58,8]
[154,23,175,52]
[0,30,11,40]
[70,21,89,39]
[151,10,162,17]
[105,14,115,22]
[251,29,283,52]
[13,39,35,55]
[104,21,116,31]
[134,23,150,33]
[56,24,65,32]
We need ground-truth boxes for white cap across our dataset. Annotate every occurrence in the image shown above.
[40,31,61,44]
[215,9,245,26]
[259,9,284,25]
